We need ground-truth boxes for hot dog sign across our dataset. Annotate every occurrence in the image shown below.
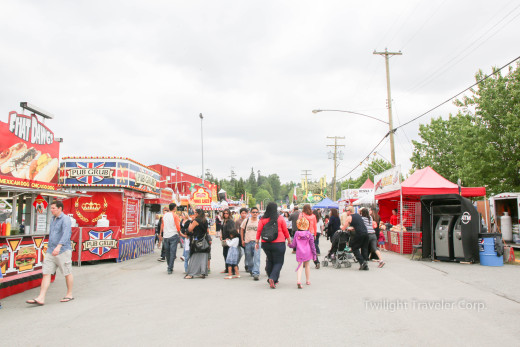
[0,110,60,189]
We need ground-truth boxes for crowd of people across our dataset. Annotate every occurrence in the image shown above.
[153,202,388,289]
[21,200,390,307]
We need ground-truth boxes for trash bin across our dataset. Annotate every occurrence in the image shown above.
[478,233,504,267]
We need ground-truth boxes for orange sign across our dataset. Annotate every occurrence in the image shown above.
[192,187,211,205]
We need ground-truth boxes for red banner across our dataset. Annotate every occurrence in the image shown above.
[71,227,121,262]
[0,111,60,189]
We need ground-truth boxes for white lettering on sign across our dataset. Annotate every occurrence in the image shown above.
[8,112,54,145]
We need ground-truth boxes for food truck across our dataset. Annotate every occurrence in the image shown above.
[59,156,171,264]
[489,192,520,243]
[0,106,83,299]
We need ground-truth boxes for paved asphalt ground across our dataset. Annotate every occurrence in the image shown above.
[2,236,519,347]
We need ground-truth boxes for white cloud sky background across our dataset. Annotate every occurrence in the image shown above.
[1,0,518,184]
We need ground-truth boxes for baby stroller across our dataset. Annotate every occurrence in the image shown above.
[322,230,356,269]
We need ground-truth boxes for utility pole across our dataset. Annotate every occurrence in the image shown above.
[327,136,345,201]
[301,170,312,197]
[373,48,402,166]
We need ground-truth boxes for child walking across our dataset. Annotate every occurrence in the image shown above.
[378,223,386,251]
[288,217,317,289]
[224,230,240,279]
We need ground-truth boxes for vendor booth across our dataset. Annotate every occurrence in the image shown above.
[59,157,165,264]
[312,198,339,210]
[421,194,481,263]
[0,106,84,299]
[374,166,485,254]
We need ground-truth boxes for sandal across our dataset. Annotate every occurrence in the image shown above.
[306,281,311,285]
[224,276,233,279]
[184,275,193,279]
[60,297,74,303]
[297,283,303,289]
[232,275,241,279]
[26,299,44,306]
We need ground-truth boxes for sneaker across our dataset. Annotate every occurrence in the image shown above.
[157,257,166,262]
[378,261,386,268]
[167,270,173,274]
[253,275,259,281]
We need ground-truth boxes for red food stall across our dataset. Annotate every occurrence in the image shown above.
[375,166,486,254]
[59,157,168,264]
[0,107,81,299]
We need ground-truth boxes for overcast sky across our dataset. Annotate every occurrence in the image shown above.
[1,0,519,185]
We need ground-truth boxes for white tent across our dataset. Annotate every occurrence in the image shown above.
[352,193,375,206]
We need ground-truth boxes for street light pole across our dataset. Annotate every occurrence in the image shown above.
[199,113,204,187]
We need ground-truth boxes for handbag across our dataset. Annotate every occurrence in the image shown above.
[221,239,228,247]
[194,234,210,252]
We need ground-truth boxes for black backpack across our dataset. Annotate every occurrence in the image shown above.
[261,218,278,242]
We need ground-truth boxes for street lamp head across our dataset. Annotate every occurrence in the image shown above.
[199,113,203,119]
[312,110,322,114]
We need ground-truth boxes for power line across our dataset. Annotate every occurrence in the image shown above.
[396,54,520,130]
[337,54,520,181]
[408,3,520,93]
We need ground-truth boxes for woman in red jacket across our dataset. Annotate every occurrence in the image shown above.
[256,202,291,289]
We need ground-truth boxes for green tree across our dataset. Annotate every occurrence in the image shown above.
[411,63,520,195]
[267,174,282,200]
[255,188,272,204]
[247,168,258,196]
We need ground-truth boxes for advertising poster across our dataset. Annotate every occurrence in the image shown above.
[374,165,401,196]
[0,235,47,277]
[0,111,60,190]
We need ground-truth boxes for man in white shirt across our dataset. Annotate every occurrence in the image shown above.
[160,203,181,274]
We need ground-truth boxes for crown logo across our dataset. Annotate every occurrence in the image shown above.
[82,201,101,212]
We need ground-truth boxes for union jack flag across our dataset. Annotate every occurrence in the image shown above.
[76,162,107,184]
[88,230,113,256]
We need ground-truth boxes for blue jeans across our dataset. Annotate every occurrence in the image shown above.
[244,241,261,276]
[164,234,180,272]
[183,246,190,273]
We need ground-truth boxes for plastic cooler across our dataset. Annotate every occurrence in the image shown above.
[479,233,504,267]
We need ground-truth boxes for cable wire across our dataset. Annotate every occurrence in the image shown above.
[396,54,520,130]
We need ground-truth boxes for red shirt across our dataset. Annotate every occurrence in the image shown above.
[256,215,290,243]
[390,214,399,226]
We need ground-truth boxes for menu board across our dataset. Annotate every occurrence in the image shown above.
[125,198,139,235]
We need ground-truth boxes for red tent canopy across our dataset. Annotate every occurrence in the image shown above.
[375,166,486,200]
[359,178,374,189]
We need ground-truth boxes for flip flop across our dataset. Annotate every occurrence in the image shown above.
[224,276,233,279]
[184,275,193,279]
[26,299,44,306]
[232,275,241,279]
[60,297,74,303]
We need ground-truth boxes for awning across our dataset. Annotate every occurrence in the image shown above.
[0,185,91,198]
[195,205,212,211]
